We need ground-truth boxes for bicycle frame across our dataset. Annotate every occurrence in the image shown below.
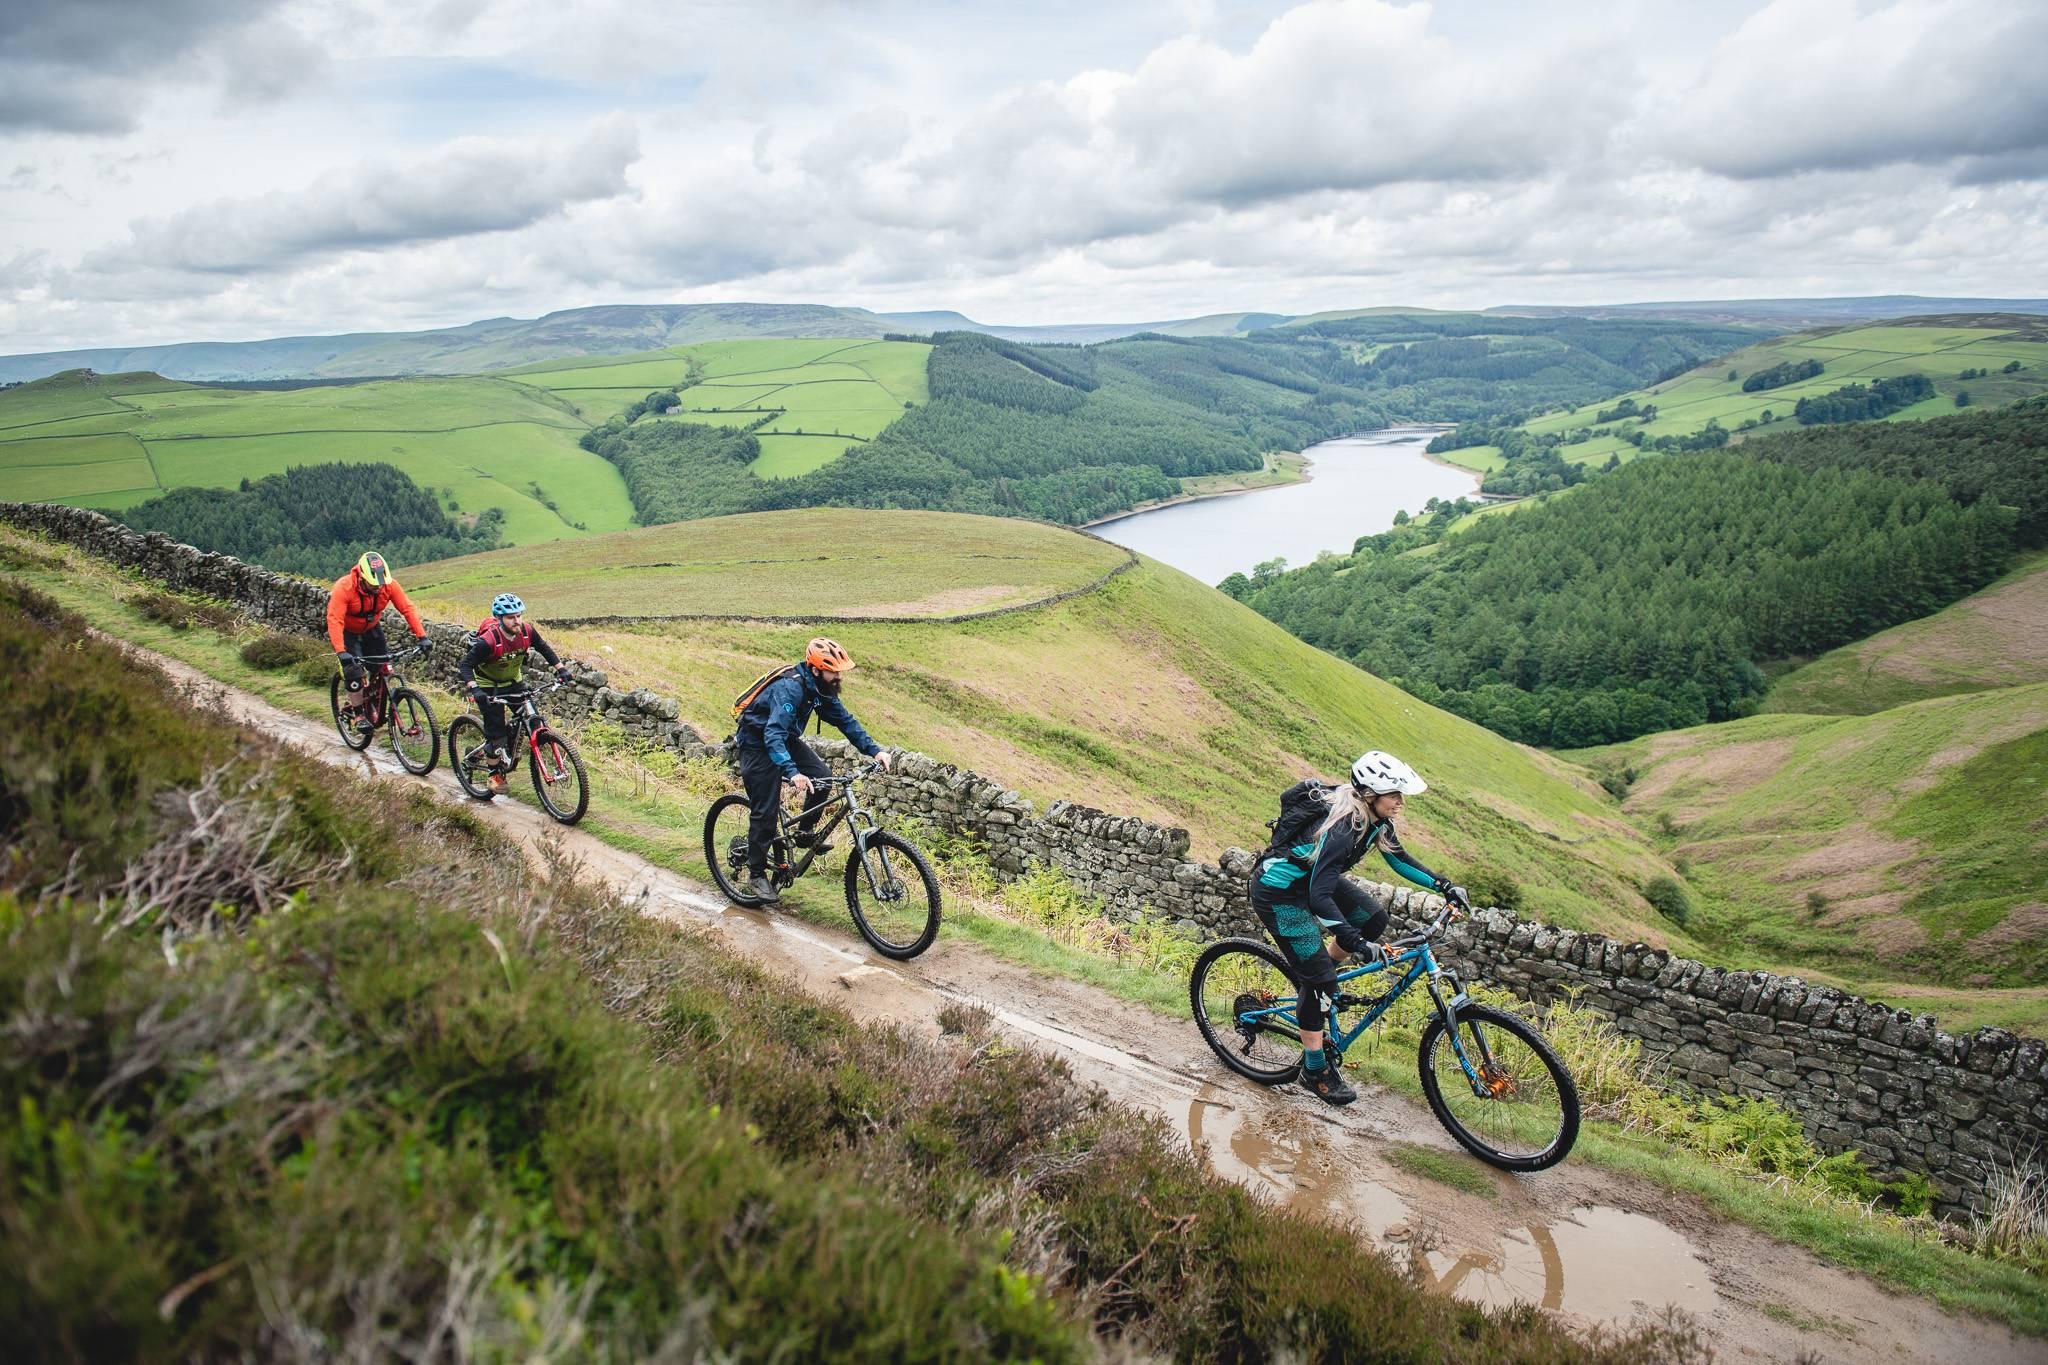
[1235,920,1506,1099]
[765,766,895,894]
[463,682,564,773]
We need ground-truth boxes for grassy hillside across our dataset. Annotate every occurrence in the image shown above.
[0,368,633,546]
[512,338,932,478]
[3,576,1674,1364]
[1504,316,2048,467]
[1766,554,2048,715]
[406,509,1126,620]
[1573,684,2048,1013]
[402,511,1681,941]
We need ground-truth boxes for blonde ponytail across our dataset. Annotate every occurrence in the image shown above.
[1316,782,1368,839]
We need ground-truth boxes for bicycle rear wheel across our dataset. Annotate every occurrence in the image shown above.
[530,727,588,824]
[1190,938,1305,1084]
[703,793,769,905]
[844,830,941,959]
[447,715,496,800]
[1418,1003,1580,1171]
[387,687,440,775]
[329,673,374,751]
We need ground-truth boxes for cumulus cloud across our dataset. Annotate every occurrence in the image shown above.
[1660,0,2048,178]
[87,118,641,275]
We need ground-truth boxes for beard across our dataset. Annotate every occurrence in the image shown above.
[817,673,843,698]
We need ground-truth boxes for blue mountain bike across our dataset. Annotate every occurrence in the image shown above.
[1190,901,1580,1171]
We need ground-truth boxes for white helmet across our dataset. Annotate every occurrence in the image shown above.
[1351,750,1427,796]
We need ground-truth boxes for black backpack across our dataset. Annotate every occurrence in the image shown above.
[1265,779,1333,867]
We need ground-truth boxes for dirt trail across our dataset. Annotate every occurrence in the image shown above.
[141,646,2037,1365]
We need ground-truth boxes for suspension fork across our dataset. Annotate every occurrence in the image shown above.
[845,803,895,895]
[1423,954,1497,1093]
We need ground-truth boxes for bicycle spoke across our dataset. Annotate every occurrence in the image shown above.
[1424,1013,1569,1162]
[1191,942,1305,1083]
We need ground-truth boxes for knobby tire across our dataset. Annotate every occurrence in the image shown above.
[844,830,941,960]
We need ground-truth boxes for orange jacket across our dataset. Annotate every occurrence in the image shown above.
[327,571,425,651]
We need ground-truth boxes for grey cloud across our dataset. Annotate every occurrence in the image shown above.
[0,0,301,133]
[88,119,641,275]
[1664,0,2048,179]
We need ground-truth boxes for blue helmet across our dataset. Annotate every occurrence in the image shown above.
[491,592,525,617]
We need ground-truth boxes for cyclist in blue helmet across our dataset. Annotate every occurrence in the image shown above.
[458,592,570,792]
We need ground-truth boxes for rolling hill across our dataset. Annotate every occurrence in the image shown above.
[0,367,632,544]
[1764,554,2048,716]
[0,303,1277,385]
[1442,315,2048,475]
[410,509,1690,946]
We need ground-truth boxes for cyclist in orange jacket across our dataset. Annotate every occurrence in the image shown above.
[326,550,431,732]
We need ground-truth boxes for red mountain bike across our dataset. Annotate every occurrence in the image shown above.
[447,679,590,824]
[329,643,440,775]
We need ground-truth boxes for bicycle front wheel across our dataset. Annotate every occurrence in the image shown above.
[530,727,589,824]
[447,715,496,800]
[1418,1002,1580,1171]
[1190,938,1305,1084]
[329,673,373,751]
[845,830,941,959]
[387,687,440,775]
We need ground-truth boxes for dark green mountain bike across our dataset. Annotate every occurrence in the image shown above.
[1191,899,1580,1171]
[702,759,941,960]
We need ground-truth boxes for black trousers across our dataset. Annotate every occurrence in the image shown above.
[341,627,390,694]
[474,684,524,753]
[737,735,831,875]
[1247,873,1388,1032]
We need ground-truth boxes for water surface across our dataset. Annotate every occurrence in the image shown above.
[1093,426,1477,585]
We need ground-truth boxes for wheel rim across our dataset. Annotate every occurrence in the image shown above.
[449,718,493,798]
[532,734,584,819]
[330,675,371,749]
[1426,1016,1568,1161]
[704,796,759,901]
[849,839,936,952]
[1194,946,1303,1080]
[388,691,436,772]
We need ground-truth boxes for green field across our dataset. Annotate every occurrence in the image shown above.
[405,509,1128,621]
[1766,554,2048,715]
[1514,316,2048,457]
[0,369,634,545]
[510,338,931,477]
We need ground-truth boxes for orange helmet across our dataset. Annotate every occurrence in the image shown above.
[805,637,854,675]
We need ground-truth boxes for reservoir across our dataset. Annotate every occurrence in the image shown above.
[1091,426,1479,586]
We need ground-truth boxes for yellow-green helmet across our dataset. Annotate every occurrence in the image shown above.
[356,550,391,586]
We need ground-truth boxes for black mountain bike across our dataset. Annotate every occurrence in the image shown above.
[703,759,942,959]
[329,643,439,775]
[446,679,590,824]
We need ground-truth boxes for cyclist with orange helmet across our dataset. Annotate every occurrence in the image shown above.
[326,550,431,733]
[731,637,892,903]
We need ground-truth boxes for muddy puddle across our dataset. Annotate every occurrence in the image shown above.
[1184,1087,1717,1327]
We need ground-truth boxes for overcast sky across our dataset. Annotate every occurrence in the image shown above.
[3,0,2045,351]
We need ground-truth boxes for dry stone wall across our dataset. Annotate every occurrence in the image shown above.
[5,498,2041,1221]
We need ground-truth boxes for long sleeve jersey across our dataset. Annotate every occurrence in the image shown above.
[735,666,880,778]
[326,572,425,652]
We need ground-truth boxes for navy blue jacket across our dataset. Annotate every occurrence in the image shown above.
[735,664,880,777]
